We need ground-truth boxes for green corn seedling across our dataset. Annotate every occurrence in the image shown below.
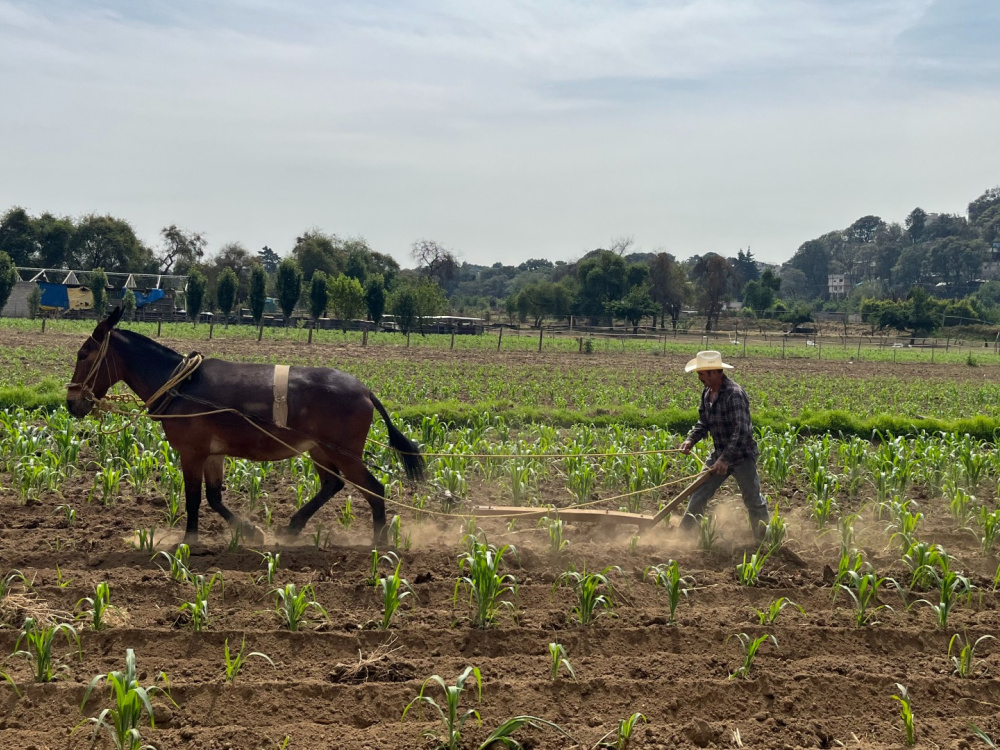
[76,581,113,631]
[548,642,576,682]
[903,541,945,590]
[223,637,276,684]
[178,572,223,631]
[917,564,973,630]
[970,723,998,749]
[155,544,192,583]
[892,683,915,746]
[948,633,995,678]
[77,648,173,750]
[13,617,81,682]
[135,526,156,553]
[559,566,621,626]
[727,632,777,679]
[272,583,328,631]
[974,506,1000,555]
[454,539,518,628]
[595,712,647,750]
[227,524,244,552]
[755,597,805,625]
[337,498,355,529]
[840,570,897,626]
[402,666,482,750]
[257,551,281,586]
[378,561,415,629]
[644,560,694,624]
[478,715,576,750]
[367,549,400,587]
[763,505,787,550]
[736,545,773,587]
[539,517,569,553]
[698,514,717,551]
[55,504,77,526]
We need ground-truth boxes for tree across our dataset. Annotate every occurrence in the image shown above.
[89,268,108,318]
[292,231,345,280]
[785,240,830,299]
[34,212,74,268]
[27,284,41,319]
[122,289,136,321]
[186,269,207,323]
[0,250,18,313]
[364,274,386,325]
[258,245,280,272]
[742,280,774,312]
[389,287,418,335]
[611,286,658,333]
[732,248,760,290]
[648,252,689,329]
[0,207,35,267]
[345,247,368,285]
[216,267,239,321]
[691,253,737,331]
[276,258,303,325]
[968,186,1000,225]
[905,208,927,244]
[575,250,628,325]
[249,265,267,326]
[411,278,448,332]
[158,225,206,274]
[68,215,153,273]
[327,273,366,331]
[412,240,459,295]
[212,242,255,306]
[308,270,328,327]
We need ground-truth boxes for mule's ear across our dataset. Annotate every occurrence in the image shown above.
[106,305,124,329]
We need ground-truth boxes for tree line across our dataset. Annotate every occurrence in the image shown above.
[1,185,998,334]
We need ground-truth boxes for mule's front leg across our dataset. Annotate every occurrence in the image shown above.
[182,460,205,546]
[204,456,264,547]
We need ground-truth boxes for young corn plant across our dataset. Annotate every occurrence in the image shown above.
[887,497,923,551]
[807,467,839,529]
[755,597,805,625]
[134,526,156,553]
[155,544,192,583]
[903,541,945,591]
[948,633,995,678]
[892,683,915,746]
[548,642,576,682]
[727,632,777,679]
[378,561,415,629]
[644,560,695,625]
[559,566,621,626]
[401,666,482,750]
[840,569,898,626]
[698,514,718,551]
[178,572,223,632]
[735,545,773,587]
[763,505,787,550]
[223,637,276,684]
[973,506,1000,555]
[947,485,975,528]
[272,583,328,631]
[480,715,576,750]
[833,547,866,596]
[76,581,113,631]
[917,564,973,630]
[367,549,401,587]
[595,712,647,750]
[337,497,355,529]
[454,539,518,628]
[256,550,281,586]
[13,618,81,682]
[539,517,569,553]
[78,648,173,750]
[55,504,77,526]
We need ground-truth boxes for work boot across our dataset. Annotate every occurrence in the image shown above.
[748,508,769,543]
[678,512,701,535]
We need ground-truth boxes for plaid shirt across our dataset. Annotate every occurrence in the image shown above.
[685,375,758,466]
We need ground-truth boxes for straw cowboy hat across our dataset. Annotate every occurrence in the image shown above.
[684,350,735,373]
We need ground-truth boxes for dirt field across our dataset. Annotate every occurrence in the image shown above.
[1,328,1000,749]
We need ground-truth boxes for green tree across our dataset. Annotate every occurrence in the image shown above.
[968,186,1000,225]
[0,207,35,266]
[276,258,303,325]
[327,273,366,331]
[612,286,658,332]
[89,268,108,319]
[158,225,206,274]
[648,252,689,329]
[33,212,74,268]
[308,270,328,325]
[732,248,760,290]
[905,208,927,244]
[249,264,267,326]
[345,247,368,285]
[69,215,153,273]
[216,267,239,320]
[186,269,207,323]
[364,274,386,325]
[412,240,459,295]
[785,240,830,300]
[122,288,137,321]
[575,249,628,325]
[0,250,18,313]
[691,253,738,331]
[292,231,345,280]
[742,280,774,312]
[212,242,254,306]
[27,284,41,319]
[257,245,280,272]
[389,287,418,335]
[411,278,448,332]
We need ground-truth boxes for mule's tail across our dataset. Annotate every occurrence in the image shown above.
[370,393,426,482]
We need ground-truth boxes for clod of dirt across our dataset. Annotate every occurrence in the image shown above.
[414,571,434,583]
[684,719,718,748]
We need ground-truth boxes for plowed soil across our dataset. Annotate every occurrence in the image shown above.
[1,328,999,749]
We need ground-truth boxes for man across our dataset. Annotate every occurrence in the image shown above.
[679,350,770,540]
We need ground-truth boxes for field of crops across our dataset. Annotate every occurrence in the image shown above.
[1,323,1000,749]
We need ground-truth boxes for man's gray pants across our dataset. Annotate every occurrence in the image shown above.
[680,458,769,535]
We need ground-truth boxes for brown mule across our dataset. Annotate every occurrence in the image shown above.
[67,307,425,547]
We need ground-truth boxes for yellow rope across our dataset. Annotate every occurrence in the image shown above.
[366,440,691,460]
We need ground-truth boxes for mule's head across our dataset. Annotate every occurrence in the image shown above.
[67,306,124,417]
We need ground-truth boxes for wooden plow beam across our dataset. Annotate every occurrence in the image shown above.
[473,470,712,532]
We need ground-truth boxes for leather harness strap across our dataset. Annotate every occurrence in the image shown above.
[273,365,290,428]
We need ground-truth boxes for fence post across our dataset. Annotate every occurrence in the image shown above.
[41,317,46,333]
[450,330,455,350]
[579,336,583,353]
[497,327,503,352]
[781,336,785,359]
[209,320,214,340]
[258,325,264,342]
[157,319,162,337]
[538,327,544,353]
[308,325,314,344]
[362,327,368,347]
[857,337,862,361]
[817,338,821,360]
[931,343,934,363]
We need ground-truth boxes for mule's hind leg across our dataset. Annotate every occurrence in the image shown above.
[284,458,344,538]
[340,460,389,547]
[204,455,264,546]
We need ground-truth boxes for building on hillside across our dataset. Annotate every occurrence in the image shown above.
[828,274,849,297]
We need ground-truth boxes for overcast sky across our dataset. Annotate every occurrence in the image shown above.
[2,1,998,269]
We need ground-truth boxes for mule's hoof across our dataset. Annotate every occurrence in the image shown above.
[275,526,301,546]
[241,523,266,547]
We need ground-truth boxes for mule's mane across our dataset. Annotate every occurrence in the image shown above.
[112,329,186,375]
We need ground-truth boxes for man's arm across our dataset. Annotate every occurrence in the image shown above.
[717,389,753,466]
[681,395,708,453]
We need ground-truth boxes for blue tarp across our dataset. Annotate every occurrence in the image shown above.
[38,282,69,309]
[133,289,166,308]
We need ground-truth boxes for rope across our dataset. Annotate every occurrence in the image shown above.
[367,441,692,460]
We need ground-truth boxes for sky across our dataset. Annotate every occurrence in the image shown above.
[2,0,999,270]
